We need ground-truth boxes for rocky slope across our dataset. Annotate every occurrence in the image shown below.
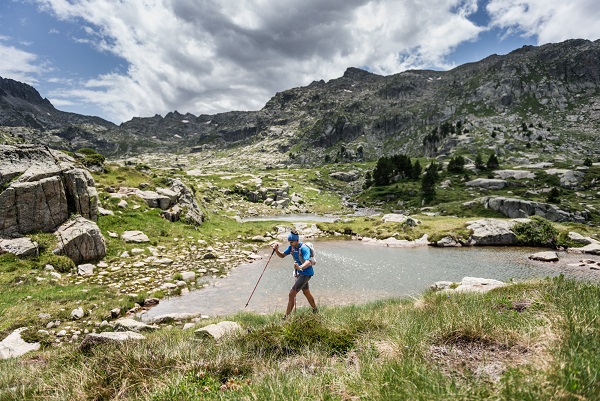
[1,39,599,165]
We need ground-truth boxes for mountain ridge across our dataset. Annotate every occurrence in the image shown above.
[1,38,599,164]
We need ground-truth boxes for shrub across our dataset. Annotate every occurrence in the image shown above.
[512,216,559,247]
[42,254,76,273]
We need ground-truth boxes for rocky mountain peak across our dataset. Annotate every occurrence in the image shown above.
[0,76,53,108]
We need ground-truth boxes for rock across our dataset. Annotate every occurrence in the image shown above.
[136,190,171,209]
[146,312,204,324]
[98,207,114,216]
[79,331,145,351]
[0,237,39,257]
[381,213,420,226]
[71,307,85,320]
[77,263,95,276]
[0,145,98,237]
[569,243,600,255]
[121,230,150,243]
[493,170,536,180]
[361,234,429,247]
[202,252,217,259]
[329,171,360,182]
[529,251,559,262]
[251,235,269,242]
[110,308,121,318]
[114,318,159,332]
[433,236,462,247]
[117,199,128,208]
[0,328,40,359]
[466,178,508,189]
[466,219,519,246]
[162,205,182,222]
[482,196,588,223]
[142,298,160,307]
[451,277,506,293]
[169,179,204,225]
[194,321,243,341]
[180,272,196,282]
[568,232,594,245]
[54,216,106,263]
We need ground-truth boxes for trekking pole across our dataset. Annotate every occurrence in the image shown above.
[245,248,276,308]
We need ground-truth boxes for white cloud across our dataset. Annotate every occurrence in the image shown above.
[35,0,488,123]
[0,40,45,84]
[487,0,600,43]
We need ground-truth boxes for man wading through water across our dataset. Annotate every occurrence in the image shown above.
[272,230,318,318]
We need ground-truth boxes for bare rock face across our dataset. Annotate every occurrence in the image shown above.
[0,237,39,257]
[54,216,106,263]
[0,144,98,237]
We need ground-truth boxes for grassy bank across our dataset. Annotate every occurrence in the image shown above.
[0,276,598,400]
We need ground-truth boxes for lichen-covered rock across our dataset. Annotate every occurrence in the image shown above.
[0,144,98,236]
[0,237,39,257]
[466,219,520,246]
[54,216,106,263]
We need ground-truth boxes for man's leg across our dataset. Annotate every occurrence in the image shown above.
[302,288,317,311]
[286,289,298,316]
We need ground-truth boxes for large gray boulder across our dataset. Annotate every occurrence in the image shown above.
[168,179,204,225]
[482,197,588,223]
[466,219,520,246]
[54,216,106,263]
[466,178,508,190]
[0,237,39,257]
[0,144,98,237]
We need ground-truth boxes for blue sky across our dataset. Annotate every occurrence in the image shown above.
[1,0,599,124]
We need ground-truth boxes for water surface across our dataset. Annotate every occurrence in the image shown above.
[143,240,599,319]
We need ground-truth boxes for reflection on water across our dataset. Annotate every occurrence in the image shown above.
[143,240,600,320]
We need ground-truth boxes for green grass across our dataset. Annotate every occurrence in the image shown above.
[1,278,598,400]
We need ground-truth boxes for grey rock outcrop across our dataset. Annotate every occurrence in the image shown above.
[482,197,588,223]
[466,178,508,190]
[121,230,150,243]
[114,318,159,333]
[0,144,98,237]
[466,219,520,246]
[431,277,506,293]
[382,213,420,226]
[166,179,204,225]
[54,216,106,263]
[0,237,39,257]
[329,171,360,182]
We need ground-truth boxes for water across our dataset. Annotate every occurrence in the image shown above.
[240,214,338,223]
[143,240,600,319]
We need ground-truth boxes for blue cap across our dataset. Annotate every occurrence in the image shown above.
[288,232,299,241]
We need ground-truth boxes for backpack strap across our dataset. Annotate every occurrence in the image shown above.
[298,242,306,264]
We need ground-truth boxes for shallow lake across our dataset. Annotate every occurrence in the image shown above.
[143,239,600,320]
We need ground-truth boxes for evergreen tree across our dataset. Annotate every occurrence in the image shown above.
[475,154,485,170]
[584,157,593,167]
[447,155,465,173]
[411,160,422,180]
[363,171,373,189]
[546,187,561,203]
[486,153,499,170]
[421,166,437,203]
[372,156,394,186]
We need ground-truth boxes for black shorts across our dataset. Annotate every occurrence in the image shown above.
[291,275,312,292]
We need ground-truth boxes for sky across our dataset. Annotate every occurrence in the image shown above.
[1,0,599,124]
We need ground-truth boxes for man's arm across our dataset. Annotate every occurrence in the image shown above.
[271,242,287,258]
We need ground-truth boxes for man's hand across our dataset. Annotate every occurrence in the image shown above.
[271,243,279,251]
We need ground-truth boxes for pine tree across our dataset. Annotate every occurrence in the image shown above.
[475,154,485,170]
[486,153,499,170]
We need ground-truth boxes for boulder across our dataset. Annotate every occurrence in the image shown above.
[169,179,204,225]
[146,312,204,324]
[0,237,39,257]
[0,328,40,359]
[529,251,559,262]
[455,277,506,293]
[121,230,150,243]
[569,243,600,255]
[0,144,98,237]
[136,190,171,210]
[54,216,106,263]
[482,197,588,223]
[79,331,145,351]
[466,219,519,246]
[114,318,159,332]
[194,321,243,341]
[466,178,508,190]
[433,236,462,247]
[329,171,360,182]
[71,307,85,320]
[77,263,95,276]
[494,170,536,180]
[382,213,420,226]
